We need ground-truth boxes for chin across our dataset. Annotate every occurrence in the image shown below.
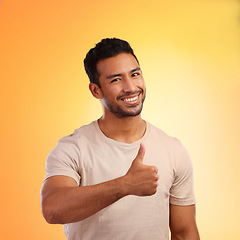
[114,105,143,118]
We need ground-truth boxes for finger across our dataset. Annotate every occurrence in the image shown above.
[152,166,158,174]
[136,143,145,162]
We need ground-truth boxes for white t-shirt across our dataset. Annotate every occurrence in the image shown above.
[45,121,195,240]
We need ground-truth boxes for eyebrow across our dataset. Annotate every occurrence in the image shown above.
[106,67,141,79]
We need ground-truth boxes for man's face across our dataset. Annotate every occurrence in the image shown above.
[96,53,146,118]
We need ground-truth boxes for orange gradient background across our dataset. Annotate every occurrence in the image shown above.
[0,0,239,239]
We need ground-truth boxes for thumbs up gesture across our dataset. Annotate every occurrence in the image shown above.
[123,143,159,196]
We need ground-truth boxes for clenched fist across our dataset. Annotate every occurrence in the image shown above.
[123,143,159,196]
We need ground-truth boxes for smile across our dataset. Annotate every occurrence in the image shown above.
[123,96,138,102]
[120,92,142,106]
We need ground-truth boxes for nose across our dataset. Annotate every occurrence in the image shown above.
[122,77,135,93]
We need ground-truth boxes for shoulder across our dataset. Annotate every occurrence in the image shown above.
[147,122,191,166]
[147,122,184,149]
[48,121,97,158]
[44,123,98,185]
[58,121,96,145]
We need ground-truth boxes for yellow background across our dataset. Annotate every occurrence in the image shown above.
[0,0,239,239]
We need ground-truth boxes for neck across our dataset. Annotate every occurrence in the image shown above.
[98,111,146,144]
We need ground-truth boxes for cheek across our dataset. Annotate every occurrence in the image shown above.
[110,87,122,98]
[102,90,118,102]
[101,84,123,100]
[138,81,145,92]
[137,77,145,86]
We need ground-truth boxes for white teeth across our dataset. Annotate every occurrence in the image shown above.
[123,96,138,102]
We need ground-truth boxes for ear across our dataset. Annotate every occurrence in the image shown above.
[89,83,103,99]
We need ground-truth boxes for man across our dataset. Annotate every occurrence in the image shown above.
[41,38,200,240]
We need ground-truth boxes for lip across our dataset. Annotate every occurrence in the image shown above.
[117,90,142,100]
[120,92,141,105]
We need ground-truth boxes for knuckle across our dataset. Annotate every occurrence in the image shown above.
[152,188,157,194]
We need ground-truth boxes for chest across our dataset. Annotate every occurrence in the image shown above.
[78,140,174,195]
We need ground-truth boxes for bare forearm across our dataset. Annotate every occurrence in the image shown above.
[171,234,200,240]
[41,176,127,224]
[41,144,158,224]
[171,228,200,240]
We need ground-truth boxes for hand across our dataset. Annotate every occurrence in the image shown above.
[124,143,159,196]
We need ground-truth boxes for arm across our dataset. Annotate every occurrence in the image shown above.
[40,143,158,224]
[169,204,200,240]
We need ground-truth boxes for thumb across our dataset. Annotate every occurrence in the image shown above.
[135,143,145,163]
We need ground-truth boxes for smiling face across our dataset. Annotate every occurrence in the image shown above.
[93,53,146,118]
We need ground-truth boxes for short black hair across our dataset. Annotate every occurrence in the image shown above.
[84,38,139,87]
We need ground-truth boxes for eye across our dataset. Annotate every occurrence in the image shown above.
[132,72,140,77]
[111,78,121,83]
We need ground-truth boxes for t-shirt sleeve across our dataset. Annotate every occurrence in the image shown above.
[169,141,196,206]
[44,136,81,185]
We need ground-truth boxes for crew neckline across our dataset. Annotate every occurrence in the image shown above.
[93,120,150,147]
